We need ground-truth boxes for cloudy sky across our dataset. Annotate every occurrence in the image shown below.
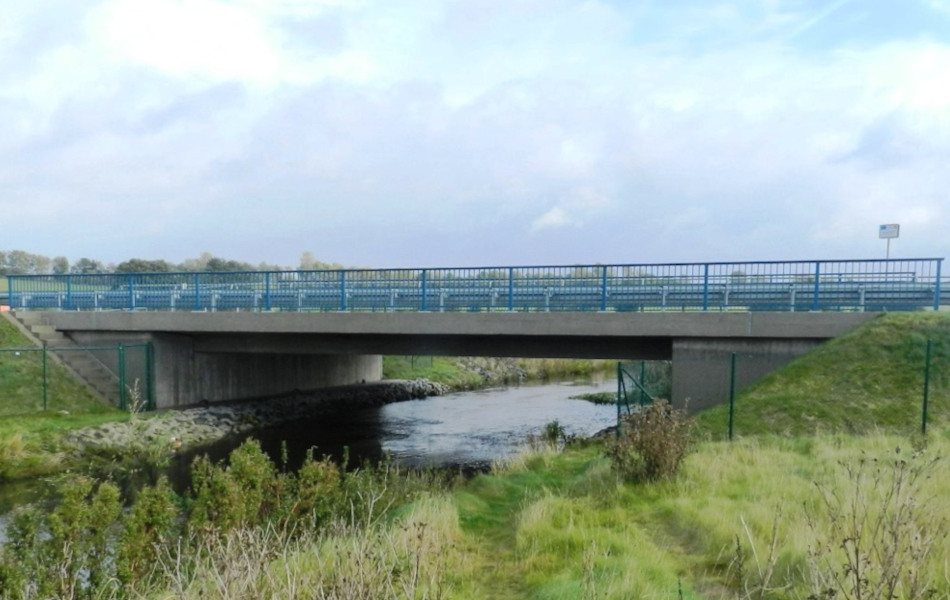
[2,0,948,269]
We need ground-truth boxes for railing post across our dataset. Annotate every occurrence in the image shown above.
[601,265,608,311]
[339,270,347,311]
[264,272,272,311]
[812,261,821,311]
[65,275,72,310]
[702,264,710,311]
[421,269,428,311]
[128,274,135,310]
[508,268,514,312]
[935,259,943,312]
[193,273,201,311]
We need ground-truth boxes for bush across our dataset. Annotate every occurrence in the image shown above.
[605,401,693,482]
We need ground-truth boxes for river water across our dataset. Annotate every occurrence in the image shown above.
[171,378,617,477]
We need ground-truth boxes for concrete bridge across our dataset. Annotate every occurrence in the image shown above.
[6,258,945,411]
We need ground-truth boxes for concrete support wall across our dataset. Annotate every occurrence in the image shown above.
[69,331,382,409]
[671,338,822,413]
[151,333,382,408]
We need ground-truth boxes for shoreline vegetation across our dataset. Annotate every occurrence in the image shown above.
[0,312,948,598]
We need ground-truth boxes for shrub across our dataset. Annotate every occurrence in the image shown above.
[0,476,124,599]
[605,401,693,482]
[117,476,181,588]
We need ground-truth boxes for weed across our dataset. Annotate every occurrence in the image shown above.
[605,401,694,482]
[804,448,946,600]
[727,509,787,599]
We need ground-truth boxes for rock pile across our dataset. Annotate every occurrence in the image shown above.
[64,379,449,454]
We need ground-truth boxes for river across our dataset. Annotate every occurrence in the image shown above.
[171,377,617,476]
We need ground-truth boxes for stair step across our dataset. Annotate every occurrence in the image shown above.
[75,370,116,383]
[13,311,46,325]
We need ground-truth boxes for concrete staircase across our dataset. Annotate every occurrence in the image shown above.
[7,311,121,406]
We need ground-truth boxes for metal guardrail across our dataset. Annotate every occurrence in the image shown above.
[5,258,945,313]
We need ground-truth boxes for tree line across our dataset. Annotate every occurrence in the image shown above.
[0,250,344,276]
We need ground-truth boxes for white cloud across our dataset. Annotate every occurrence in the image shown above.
[925,0,950,15]
[530,206,574,232]
[92,0,283,83]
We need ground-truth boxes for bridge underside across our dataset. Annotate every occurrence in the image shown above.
[44,311,877,411]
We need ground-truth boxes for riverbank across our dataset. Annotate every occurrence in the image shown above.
[384,355,615,389]
[62,378,449,464]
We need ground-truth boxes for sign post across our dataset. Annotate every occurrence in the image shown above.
[879,224,899,259]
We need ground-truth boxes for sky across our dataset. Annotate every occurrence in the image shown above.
[1,0,948,269]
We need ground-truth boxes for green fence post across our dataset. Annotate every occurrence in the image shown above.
[922,339,932,435]
[146,342,155,411]
[728,353,737,441]
[616,361,622,438]
[118,344,127,411]
[639,361,647,406]
[42,343,48,411]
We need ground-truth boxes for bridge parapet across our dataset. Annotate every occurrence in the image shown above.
[7,258,945,313]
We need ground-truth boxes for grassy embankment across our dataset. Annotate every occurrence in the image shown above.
[383,355,616,389]
[0,315,125,480]
[696,311,950,439]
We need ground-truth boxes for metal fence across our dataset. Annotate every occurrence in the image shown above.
[0,343,154,414]
[5,258,946,313]
[702,341,945,440]
[616,361,671,424]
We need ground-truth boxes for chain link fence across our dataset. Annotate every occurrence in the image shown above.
[690,339,946,440]
[616,361,671,420]
[0,343,154,415]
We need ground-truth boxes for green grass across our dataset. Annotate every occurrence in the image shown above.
[383,355,615,390]
[570,391,616,404]
[437,431,950,599]
[0,315,121,480]
[0,315,110,416]
[696,312,950,438]
[383,355,486,389]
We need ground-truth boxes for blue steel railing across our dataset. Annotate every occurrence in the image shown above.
[5,258,946,313]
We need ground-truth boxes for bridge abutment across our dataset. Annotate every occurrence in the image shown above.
[671,338,821,413]
[68,331,382,409]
